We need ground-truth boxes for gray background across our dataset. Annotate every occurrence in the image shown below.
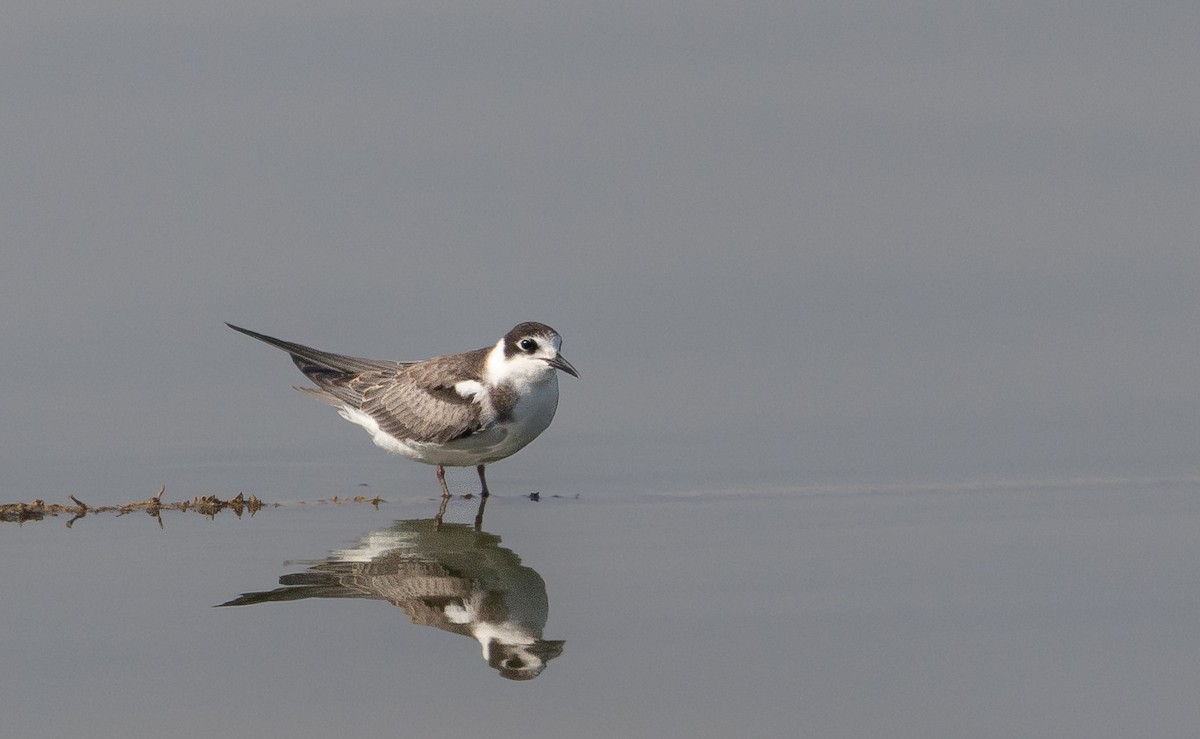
[5,6,1200,739]
[3,2,1197,499]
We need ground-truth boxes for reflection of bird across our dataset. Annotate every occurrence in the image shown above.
[219,518,565,680]
[228,322,578,497]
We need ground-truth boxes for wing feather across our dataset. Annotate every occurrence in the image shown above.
[226,323,404,376]
[353,349,490,444]
[229,323,490,445]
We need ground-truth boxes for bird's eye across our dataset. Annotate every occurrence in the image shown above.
[518,338,538,353]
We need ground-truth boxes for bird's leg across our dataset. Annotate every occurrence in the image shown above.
[434,493,450,530]
[436,465,452,498]
[473,493,489,532]
[476,465,490,497]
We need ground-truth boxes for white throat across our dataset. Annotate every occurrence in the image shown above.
[484,339,557,389]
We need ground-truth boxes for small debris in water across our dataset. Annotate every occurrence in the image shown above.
[0,485,385,527]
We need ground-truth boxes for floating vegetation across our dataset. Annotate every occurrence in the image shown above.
[0,485,385,527]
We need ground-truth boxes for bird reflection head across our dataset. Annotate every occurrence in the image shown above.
[488,639,566,681]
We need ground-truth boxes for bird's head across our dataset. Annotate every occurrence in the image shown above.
[490,322,579,385]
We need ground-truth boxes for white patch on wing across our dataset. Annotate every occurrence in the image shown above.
[330,531,413,562]
[444,602,473,624]
[454,380,484,400]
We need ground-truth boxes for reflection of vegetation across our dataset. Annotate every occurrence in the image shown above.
[0,486,384,526]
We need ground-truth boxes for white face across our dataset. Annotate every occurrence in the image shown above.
[488,332,565,387]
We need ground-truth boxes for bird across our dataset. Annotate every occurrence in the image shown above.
[227,321,578,497]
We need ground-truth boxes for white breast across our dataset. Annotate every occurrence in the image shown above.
[501,374,560,452]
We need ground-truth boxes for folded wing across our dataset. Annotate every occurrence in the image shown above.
[228,323,489,445]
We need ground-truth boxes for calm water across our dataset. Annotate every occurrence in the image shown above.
[4,478,1200,739]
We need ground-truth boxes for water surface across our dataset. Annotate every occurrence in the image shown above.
[4,479,1200,738]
